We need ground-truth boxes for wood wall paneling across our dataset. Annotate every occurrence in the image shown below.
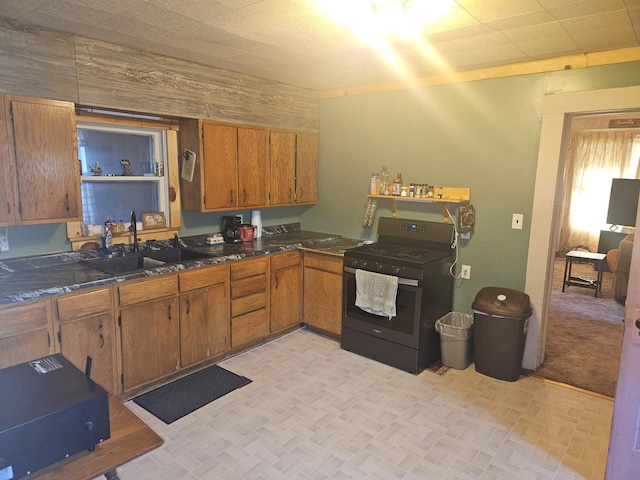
[0,18,78,101]
[74,37,319,131]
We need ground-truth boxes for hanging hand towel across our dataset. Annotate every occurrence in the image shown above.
[355,269,399,319]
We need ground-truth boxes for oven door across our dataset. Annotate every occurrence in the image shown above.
[342,267,422,348]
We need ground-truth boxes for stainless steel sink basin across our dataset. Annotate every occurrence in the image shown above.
[81,248,208,275]
[144,248,207,264]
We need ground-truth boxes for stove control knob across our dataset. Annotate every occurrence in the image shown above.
[361,261,368,269]
[393,266,401,275]
[377,263,384,272]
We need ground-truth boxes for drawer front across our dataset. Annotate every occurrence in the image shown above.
[118,275,179,306]
[271,250,300,271]
[0,300,50,339]
[231,292,267,317]
[231,309,268,348]
[230,257,268,280]
[231,274,267,299]
[304,251,343,274]
[57,287,112,323]
[179,264,227,292]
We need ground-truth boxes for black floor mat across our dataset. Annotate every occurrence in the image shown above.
[133,365,252,424]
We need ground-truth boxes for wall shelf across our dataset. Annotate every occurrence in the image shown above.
[368,186,470,222]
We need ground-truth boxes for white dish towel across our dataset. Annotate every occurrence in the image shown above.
[355,269,399,319]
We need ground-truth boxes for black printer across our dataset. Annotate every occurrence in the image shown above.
[0,354,110,479]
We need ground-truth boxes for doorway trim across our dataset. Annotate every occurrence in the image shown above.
[523,85,640,370]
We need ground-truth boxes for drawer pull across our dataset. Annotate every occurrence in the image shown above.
[168,304,172,320]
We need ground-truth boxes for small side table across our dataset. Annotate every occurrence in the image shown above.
[562,250,607,298]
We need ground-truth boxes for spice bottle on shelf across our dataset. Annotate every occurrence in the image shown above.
[393,173,402,196]
[380,165,390,195]
[369,172,379,195]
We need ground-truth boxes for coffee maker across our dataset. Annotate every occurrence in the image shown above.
[221,216,242,244]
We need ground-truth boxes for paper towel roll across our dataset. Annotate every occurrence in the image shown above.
[251,210,262,238]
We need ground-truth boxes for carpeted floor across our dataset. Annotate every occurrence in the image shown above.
[534,256,625,397]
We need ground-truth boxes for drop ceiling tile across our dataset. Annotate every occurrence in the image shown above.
[146,0,232,21]
[29,0,118,27]
[484,9,557,31]
[501,21,568,43]
[54,0,131,15]
[456,0,546,22]
[539,0,628,20]
[624,0,640,8]
[433,31,513,55]
[515,35,580,56]
[561,10,632,33]
[421,2,481,35]
[123,3,196,30]
[0,0,51,19]
[568,24,637,49]
[426,23,494,44]
[442,43,526,68]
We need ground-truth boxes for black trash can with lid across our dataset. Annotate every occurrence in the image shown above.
[472,287,532,381]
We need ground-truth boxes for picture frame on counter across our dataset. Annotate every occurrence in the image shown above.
[141,212,166,229]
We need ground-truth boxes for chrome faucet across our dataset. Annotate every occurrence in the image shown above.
[131,211,138,252]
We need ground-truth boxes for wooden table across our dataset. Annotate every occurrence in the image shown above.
[562,250,607,298]
[31,396,163,480]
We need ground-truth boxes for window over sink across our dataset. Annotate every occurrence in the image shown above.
[67,115,181,251]
[78,122,169,228]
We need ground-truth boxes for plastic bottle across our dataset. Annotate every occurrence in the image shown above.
[380,166,390,195]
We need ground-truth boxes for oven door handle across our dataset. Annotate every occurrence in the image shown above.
[344,267,419,287]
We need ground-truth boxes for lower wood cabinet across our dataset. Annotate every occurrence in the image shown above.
[0,298,54,369]
[230,257,269,348]
[55,287,118,394]
[270,251,301,334]
[303,251,344,338]
[179,264,229,368]
[118,275,180,391]
[120,297,180,391]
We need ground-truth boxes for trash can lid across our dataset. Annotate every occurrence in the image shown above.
[472,287,532,318]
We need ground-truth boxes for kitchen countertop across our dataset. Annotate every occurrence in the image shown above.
[0,224,361,306]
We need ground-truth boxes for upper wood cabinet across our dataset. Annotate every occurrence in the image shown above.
[3,96,81,225]
[0,97,15,226]
[269,130,317,206]
[179,119,268,212]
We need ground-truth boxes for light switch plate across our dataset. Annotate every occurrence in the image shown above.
[512,213,524,229]
[0,234,8,252]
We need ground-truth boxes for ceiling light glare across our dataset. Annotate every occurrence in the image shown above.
[317,0,451,42]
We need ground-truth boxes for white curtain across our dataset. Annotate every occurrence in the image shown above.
[558,131,637,253]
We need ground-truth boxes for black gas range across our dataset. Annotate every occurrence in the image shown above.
[342,217,455,374]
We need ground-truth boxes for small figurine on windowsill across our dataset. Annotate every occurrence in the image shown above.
[119,159,133,176]
[90,162,102,176]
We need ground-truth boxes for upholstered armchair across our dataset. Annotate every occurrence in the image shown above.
[606,233,634,304]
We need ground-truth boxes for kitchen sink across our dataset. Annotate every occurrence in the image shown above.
[144,247,207,264]
[81,248,208,275]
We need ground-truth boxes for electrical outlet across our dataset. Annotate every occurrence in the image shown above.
[461,264,471,279]
[0,234,8,252]
[512,213,524,229]
[238,214,243,224]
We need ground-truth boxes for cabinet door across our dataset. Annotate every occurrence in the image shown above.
[120,297,180,390]
[238,127,267,208]
[271,265,301,333]
[202,122,238,210]
[303,267,343,337]
[9,97,80,223]
[58,313,117,394]
[180,284,228,367]
[269,131,296,205]
[0,96,16,226]
[296,133,318,204]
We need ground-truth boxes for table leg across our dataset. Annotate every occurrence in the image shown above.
[105,469,119,480]
[562,257,571,292]
[595,260,604,298]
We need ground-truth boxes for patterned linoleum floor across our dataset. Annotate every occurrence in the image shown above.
[120,329,612,480]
